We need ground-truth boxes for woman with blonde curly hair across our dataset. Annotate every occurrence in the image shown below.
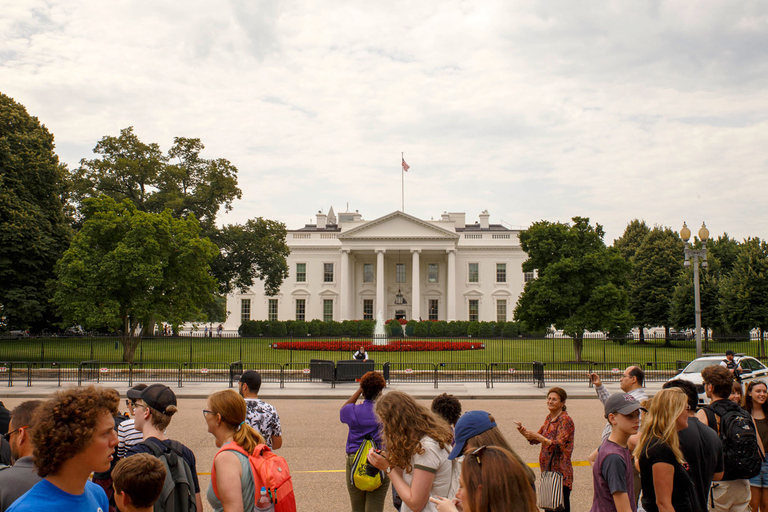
[634,387,694,512]
[367,391,454,512]
[204,389,266,512]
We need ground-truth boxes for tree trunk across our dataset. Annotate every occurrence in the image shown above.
[704,328,710,354]
[639,328,645,343]
[663,325,672,347]
[761,330,766,359]
[573,333,584,362]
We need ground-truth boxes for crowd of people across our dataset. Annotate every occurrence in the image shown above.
[0,353,766,512]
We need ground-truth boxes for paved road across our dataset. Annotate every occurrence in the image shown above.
[0,380,643,512]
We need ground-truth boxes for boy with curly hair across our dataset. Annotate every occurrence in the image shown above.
[7,386,120,512]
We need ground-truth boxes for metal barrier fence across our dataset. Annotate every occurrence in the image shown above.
[0,357,699,389]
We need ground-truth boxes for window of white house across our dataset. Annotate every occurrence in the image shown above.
[429,299,438,321]
[296,299,305,321]
[428,263,438,283]
[241,299,251,323]
[468,263,479,283]
[363,299,373,320]
[268,299,278,321]
[364,263,374,283]
[524,271,536,283]
[323,299,333,322]
[296,263,306,282]
[497,299,507,323]
[469,299,479,322]
[324,263,334,282]
[396,263,406,283]
[496,263,506,283]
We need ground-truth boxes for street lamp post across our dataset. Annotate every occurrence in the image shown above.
[680,222,709,358]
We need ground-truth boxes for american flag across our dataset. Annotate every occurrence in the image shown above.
[402,157,410,172]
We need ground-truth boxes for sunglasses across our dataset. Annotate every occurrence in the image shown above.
[470,445,487,465]
[3,425,29,442]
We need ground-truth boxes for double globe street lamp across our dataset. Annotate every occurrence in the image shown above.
[680,221,709,358]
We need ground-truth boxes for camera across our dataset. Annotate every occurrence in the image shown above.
[365,449,382,477]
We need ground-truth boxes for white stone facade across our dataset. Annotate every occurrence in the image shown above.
[223,208,529,329]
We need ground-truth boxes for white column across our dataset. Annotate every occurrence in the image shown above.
[411,249,421,320]
[447,249,456,320]
[376,249,386,318]
[340,249,350,320]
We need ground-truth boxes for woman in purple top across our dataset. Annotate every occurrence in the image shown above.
[340,371,389,512]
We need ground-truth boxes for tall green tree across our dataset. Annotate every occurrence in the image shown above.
[52,196,218,362]
[514,217,633,361]
[613,219,650,262]
[629,226,684,345]
[73,127,288,301]
[670,249,722,352]
[613,219,651,341]
[719,238,768,357]
[209,218,289,296]
[0,93,72,329]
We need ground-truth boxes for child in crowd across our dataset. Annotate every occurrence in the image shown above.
[590,393,644,512]
[112,454,166,512]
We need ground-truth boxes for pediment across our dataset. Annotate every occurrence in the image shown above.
[339,211,459,240]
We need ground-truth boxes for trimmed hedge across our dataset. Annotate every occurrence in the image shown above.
[239,319,534,338]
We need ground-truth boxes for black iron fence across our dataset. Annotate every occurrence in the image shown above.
[0,333,765,388]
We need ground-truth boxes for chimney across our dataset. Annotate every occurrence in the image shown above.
[448,212,466,228]
[479,210,490,229]
[316,210,327,229]
[441,212,450,221]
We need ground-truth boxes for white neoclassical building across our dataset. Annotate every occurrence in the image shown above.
[223,207,532,329]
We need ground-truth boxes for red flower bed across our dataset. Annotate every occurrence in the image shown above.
[270,340,485,352]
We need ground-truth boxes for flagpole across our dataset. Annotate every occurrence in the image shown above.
[401,151,404,212]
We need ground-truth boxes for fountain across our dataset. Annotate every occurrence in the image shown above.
[373,310,388,345]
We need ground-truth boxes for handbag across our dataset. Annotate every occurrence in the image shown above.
[538,425,565,511]
[350,436,384,492]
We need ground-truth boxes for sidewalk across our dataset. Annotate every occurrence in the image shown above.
[0,379,669,399]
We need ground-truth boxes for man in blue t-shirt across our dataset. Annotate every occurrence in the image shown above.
[8,386,120,512]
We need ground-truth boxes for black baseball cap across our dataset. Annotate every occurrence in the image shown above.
[127,383,177,415]
[239,370,262,391]
[726,350,735,356]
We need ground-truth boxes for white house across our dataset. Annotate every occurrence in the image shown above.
[222,207,531,329]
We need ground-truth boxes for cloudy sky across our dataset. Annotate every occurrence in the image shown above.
[2,1,767,242]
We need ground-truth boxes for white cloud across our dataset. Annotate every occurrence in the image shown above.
[1,0,767,243]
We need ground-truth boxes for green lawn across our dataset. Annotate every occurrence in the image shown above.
[0,336,760,366]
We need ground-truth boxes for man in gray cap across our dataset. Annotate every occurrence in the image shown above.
[590,394,644,512]
[238,370,283,449]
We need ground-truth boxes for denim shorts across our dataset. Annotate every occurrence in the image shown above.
[750,461,768,488]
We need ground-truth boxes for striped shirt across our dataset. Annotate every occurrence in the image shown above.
[117,418,144,458]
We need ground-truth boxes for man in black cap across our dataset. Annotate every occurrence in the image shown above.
[720,350,742,382]
[238,370,283,449]
[127,384,202,512]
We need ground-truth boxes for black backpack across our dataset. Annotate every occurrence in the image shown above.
[143,439,197,512]
[706,400,763,480]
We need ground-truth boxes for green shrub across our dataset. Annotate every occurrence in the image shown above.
[430,321,447,337]
[238,320,260,336]
[478,321,494,338]
[308,319,325,337]
[446,321,463,337]
[387,321,403,336]
[358,320,375,337]
[342,320,358,336]
[502,321,520,338]
[467,321,480,338]
[291,321,308,337]
[413,321,430,337]
[405,320,417,336]
[327,320,343,336]
[268,321,287,337]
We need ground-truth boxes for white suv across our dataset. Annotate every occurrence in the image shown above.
[668,354,768,403]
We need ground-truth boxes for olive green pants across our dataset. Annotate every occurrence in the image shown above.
[346,452,391,512]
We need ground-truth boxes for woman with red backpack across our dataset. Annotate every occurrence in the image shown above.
[204,389,271,512]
